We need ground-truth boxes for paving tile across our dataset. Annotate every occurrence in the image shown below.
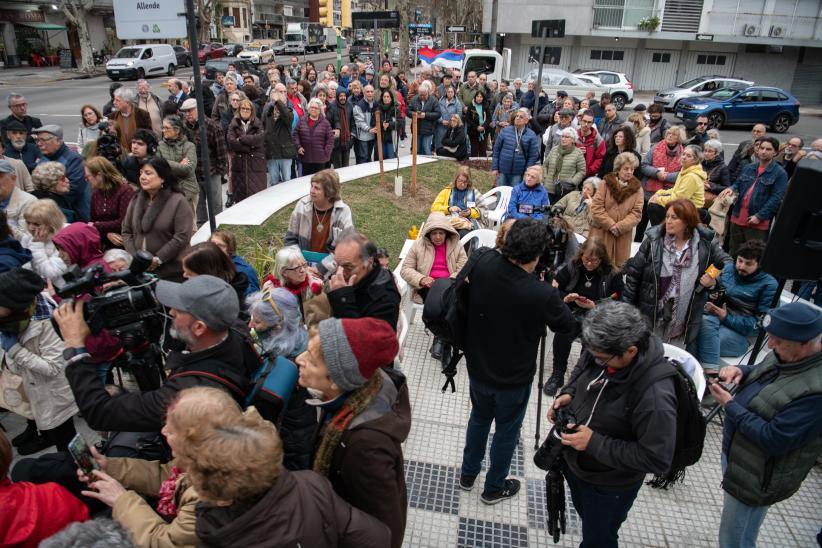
[456,517,529,548]
[405,459,461,516]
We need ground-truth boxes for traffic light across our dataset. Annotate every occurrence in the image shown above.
[319,0,334,27]
[341,0,351,28]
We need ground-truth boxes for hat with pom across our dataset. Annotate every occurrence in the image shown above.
[318,317,398,391]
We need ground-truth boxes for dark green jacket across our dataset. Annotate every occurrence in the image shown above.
[722,350,822,506]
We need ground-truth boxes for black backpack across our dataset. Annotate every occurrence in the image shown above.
[632,357,707,489]
[422,247,494,391]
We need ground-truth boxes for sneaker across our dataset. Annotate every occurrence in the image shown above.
[542,375,564,397]
[459,474,476,491]
[481,479,521,505]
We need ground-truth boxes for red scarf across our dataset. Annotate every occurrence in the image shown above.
[646,141,683,193]
[156,466,183,518]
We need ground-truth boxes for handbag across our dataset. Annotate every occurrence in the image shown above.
[0,363,33,419]
[449,215,474,231]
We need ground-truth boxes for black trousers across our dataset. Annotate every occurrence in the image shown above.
[634,192,652,242]
[551,317,582,379]
[41,417,77,453]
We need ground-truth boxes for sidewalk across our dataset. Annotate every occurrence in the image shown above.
[0,65,104,86]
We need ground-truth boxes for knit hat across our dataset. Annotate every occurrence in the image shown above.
[763,302,822,342]
[0,268,45,311]
[318,317,398,391]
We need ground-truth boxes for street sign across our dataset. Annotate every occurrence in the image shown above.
[696,33,714,41]
[112,0,186,39]
[351,10,400,30]
[409,23,432,36]
[531,19,565,38]
[446,25,465,32]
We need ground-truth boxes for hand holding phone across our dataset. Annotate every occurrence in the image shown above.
[68,433,99,477]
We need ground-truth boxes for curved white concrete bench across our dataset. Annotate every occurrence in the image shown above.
[191,156,439,244]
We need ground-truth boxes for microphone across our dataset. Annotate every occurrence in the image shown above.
[696,264,722,294]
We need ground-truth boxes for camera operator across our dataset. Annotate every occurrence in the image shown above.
[459,218,573,505]
[54,275,257,432]
[549,301,676,547]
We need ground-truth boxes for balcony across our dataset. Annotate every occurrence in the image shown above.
[593,0,656,29]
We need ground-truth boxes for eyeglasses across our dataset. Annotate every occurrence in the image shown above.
[696,122,708,126]
[161,126,174,131]
[582,256,601,265]
[284,262,308,273]
[10,103,26,108]
[230,98,241,102]
[579,119,594,125]
[239,107,253,112]
[34,136,55,142]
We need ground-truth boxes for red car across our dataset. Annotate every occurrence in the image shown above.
[198,43,227,62]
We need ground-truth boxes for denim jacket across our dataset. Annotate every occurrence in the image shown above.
[730,161,788,221]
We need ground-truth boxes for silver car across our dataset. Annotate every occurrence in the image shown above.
[654,75,754,111]
[521,68,609,100]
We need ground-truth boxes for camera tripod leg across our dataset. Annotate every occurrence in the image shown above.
[535,331,547,450]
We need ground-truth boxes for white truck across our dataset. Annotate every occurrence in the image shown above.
[418,48,511,84]
[284,23,333,54]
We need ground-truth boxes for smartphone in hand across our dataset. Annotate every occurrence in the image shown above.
[68,433,99,477]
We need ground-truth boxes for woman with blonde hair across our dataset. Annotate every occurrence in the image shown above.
[507,165,550,220]
[636,124,686,242]
[628,112,651,155]
[85,156,134,248]
[172,387,391,547]
[647,144,706,226]
[227,98,267,203]
[31,161,79,222]
[431,165,480,234]
[436,114,468,161]
[284,169,354,254]
[22,199,67,281]
[590,151,644,266]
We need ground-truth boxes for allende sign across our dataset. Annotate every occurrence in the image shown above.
[113,0,187,39]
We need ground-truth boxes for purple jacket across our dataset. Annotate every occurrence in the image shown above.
[294,115,334,164]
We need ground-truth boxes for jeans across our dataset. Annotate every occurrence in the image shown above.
[695,314,751,367]
[718,490,769,548]
[196,174,224,226]
[495,173,522,187]
[356,138,375,164]
[417,133,433,155]
[461,378,531,494]
[332,146,351,168]
[381,142,396,160]
[796,279,821,305]
[268,159,293,186]
[565,465,642,548]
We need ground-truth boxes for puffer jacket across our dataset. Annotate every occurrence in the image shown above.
[542,144,586,195]
[156,136,198,199]
[703,156,731,194]
[294,115,334,164]
[729,160,788,222]
[575,128,605,178]
[559,336,677,489]
[4,312,75,431]
[491,124,540,176]
[653,163,706,209]
[622,224,732,345]
[553,190,593,237]
[437,96,463,141]
[430,186,480,219]
[401,213,468,289]
[507,180,550,220]
[713,263,778,337]
[263,100,297,160]
[353,98,377,142]
[407,94,441,136]
[195,468,391,548]
[107,458,198,548]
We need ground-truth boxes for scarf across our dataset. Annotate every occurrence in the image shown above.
[0,302,35,335]
[550,144,575,180]
[448,187,474,210]
[474,103,485,128]
[156,466,183,518]
[338,102,351,144]
[658,231,701,341]
[312,372,384,477]
[116,109,138,151]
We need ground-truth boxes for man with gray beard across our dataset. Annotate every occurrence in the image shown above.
[4,120,42,172]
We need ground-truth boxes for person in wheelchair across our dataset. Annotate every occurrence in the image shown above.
[507,165,550,221]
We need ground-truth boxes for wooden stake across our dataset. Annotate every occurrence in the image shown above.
[375,110,384,186]
[411,112,418,196]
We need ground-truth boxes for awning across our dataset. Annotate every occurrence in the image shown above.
[19,22,67,30]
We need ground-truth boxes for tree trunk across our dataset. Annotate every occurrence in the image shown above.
[59,1,94,72]
[397,0,414,74]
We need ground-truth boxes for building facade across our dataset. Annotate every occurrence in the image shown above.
[252,0,308,41]
[483,0,822,103]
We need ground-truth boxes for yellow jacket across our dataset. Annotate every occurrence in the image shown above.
[654,163,706,208]
[108,458,198,548]
[431,185,481,219]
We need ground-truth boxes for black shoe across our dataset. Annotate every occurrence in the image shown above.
[481,479,521,505]
[17,435,54,456]
[542,375,564,397]
[12,422,38,448]
[430,338,444,361]
[459,474,476,491]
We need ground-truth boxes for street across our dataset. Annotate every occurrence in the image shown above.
[1,62,820,158]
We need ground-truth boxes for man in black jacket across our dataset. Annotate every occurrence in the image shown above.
[459,219,573,505]
[54,275,257,433]
[327,229,401,331]
[550,301,677,547]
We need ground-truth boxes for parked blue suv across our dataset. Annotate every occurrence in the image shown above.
[675,86,800,133]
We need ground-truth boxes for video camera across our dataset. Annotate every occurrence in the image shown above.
[94,120,123,164]
[534,407,577,471]
[53,250,162,348]
[535,207,572,281]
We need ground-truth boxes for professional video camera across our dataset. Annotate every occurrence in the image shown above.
[534,407,577,543]
[535,207,573,282]
[94,121,123,164]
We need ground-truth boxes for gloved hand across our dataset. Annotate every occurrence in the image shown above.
[0,332,18,352]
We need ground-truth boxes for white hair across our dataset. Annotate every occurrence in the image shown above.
[560,127,578,140]
[114,87,137,104]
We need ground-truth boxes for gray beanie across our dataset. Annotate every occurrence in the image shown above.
[317,317,397,391]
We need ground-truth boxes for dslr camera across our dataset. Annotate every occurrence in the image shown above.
[534,407,578,471]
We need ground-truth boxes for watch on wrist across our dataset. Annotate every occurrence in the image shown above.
[63,346,88,362]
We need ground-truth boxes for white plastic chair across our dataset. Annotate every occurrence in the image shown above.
[663,343,706,401]
[396,309,409,362]
[478,186,513,230]
[459,228,498,249]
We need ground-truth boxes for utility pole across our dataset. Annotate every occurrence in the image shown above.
[488,0,498,50]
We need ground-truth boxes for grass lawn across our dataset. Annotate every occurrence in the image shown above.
[226,160,495,276]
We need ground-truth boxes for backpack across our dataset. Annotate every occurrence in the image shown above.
[422,247,494,392]
[631,357,707,489]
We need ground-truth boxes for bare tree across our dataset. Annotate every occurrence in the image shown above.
[396,0,415,74]
[434,0,482,39]
[197,0,218,43]
[59,0,94,72]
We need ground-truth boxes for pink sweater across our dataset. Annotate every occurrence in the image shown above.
[429,243,450,279]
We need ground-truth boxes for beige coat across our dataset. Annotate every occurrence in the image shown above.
[590,174,644,267]
[3,155,34,192]
[553,190,593,237]
[4,317,76,431]
[6,187,36,241]
[401,213,467,289]
[108,458,198,548]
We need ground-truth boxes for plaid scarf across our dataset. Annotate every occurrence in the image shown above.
[658,231,700,341]
[312,372,384,477]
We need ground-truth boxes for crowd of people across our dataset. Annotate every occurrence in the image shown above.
[0,56,820,548]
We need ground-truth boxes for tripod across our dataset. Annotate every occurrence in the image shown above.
[535,329,547,450]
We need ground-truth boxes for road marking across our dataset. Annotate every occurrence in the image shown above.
[31,114,82,117]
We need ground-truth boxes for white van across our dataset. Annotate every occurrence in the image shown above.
[106,44,177,81]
